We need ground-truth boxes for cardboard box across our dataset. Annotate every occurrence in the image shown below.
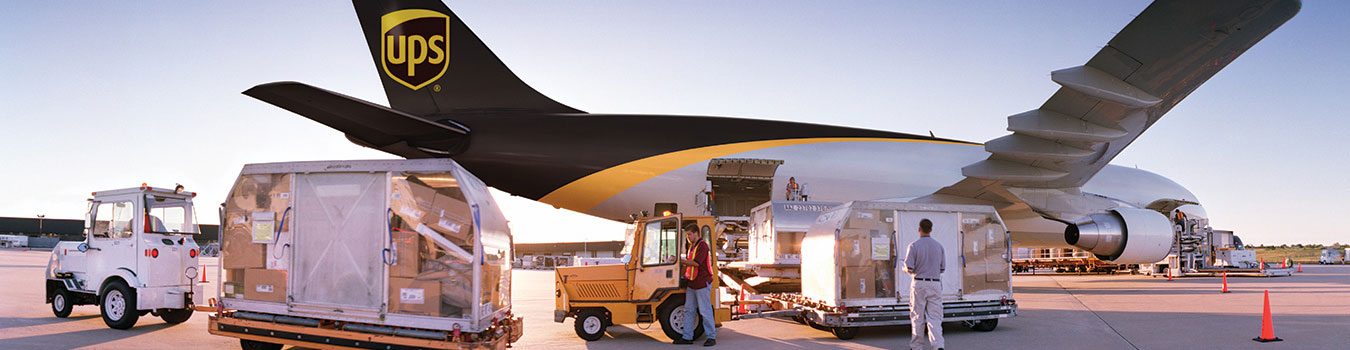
[840,232,874,267]
[420,194,473,244]
[844,210,879,230]
[390,277,441,316]
[222,214,266,269]
[223,281,245,299]
[390,229,422,278]
[407,180,438,208]
[243,268,287,303]
[842,265,876,299]
[226,268,246,283]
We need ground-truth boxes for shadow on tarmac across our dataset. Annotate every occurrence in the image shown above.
[0,321,177,349]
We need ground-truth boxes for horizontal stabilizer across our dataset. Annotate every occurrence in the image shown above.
[243,81,468,155]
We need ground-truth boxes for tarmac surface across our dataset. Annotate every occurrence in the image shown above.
[2,247,1348,349]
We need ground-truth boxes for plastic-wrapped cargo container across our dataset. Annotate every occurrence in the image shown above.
[789,201,1014,337]
[747,200,841,266]
[218,159,512,333]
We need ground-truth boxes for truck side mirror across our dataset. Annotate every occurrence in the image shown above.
[78,242,89,253]
[621,255,632,265]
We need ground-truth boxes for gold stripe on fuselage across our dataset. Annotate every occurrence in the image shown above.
[538,137,974,213]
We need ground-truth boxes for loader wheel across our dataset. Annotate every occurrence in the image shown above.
[239,339,283,350]
[573,309,608,341]
[160,307,194,324]
[100,280,139,329]
[969,319,998,332]
[658,297,704,341]
[51,287,73,318]
[831,326,860,340]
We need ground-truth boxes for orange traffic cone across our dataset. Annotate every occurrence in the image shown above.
[201,268,209,283]
[1221,272,1230,293]
[1260,258,1266,271]
[1252,290,1282,342]
[1297,264,1302,273]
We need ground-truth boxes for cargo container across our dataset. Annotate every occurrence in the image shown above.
[771,201,1016,339]
[208,159,520,350]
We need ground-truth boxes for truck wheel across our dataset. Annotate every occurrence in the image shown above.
[239,339,283,350]
[160,308,194,324]
[970,319,998,332]
[657,298,704,341]
[573,309,607,341]
[51,287,73,318]
[831,326,860,340]
[100,280,139,329]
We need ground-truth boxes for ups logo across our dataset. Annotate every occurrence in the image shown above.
[381,9,450,90]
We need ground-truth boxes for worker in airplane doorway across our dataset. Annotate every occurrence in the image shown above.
[785,177,802,201]
[676,224,716,346]
[904,218,945,350]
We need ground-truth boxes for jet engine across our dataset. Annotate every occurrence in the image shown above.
[1063,207,1173,264]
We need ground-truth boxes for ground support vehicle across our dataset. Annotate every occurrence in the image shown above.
[554,214,732,341]
[1011,247,1131,274]
[768,201,1016,340]
[45,185,205,329]
[0,234,29,248]
[208,159,521,349]
[1320,249,1344,264]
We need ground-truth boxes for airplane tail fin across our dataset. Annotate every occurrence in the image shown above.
[352,0,582,116]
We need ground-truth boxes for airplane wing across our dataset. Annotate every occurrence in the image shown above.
[930,0,1300,218]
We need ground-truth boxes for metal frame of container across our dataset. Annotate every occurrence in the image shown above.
[217,159,511,333]
[747,200,841,266]
[793,201,1015,328]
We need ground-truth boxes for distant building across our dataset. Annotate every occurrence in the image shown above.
[514,241,625,259]
[0,216,219,243]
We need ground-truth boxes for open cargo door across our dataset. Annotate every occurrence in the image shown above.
[290,173,388,314]
[706,158,782,217]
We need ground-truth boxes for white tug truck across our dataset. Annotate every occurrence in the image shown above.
[45,185,205,329]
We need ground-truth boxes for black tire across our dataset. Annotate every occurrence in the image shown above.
[100,280,139,330]
[791,313,807,325]
[160,308,194,324]
[657,296,704,341]
[573,309,608,341]
[831,327,860,340]
[239,339,283,350]
[970,319,998,332]
[805,317,829,331]
[51,286,73,318]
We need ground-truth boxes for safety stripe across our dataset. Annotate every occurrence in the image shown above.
[538,137,972,212]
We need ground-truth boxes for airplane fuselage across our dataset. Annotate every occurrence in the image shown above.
[435,113,1201,248]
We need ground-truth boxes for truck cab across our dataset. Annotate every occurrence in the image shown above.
[45,185,204,329]
[554,214,731,341]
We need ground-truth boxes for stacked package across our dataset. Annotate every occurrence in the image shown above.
[837,209,897,299]
[221,173,292,304]
[387,174,477,318]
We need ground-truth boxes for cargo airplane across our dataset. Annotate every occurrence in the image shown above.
[244,0,1299,264]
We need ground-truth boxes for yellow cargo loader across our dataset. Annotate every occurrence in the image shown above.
[554,214,731,341]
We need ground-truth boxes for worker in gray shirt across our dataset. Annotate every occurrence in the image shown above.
[904,218,945,350]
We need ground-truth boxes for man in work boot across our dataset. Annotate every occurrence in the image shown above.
[904,218,945,350]
[674,224,716,346]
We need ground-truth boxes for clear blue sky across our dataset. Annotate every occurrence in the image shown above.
[1,1,1346,245]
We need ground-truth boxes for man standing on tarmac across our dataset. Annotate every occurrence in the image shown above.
[676,224,716,346]
[904,219,945,350]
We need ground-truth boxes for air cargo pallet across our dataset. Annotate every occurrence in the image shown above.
[208,310,522,350]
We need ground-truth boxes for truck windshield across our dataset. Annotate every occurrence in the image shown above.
[145,195,199,234]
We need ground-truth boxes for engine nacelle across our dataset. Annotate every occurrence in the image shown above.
[1063,207,1173,264]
